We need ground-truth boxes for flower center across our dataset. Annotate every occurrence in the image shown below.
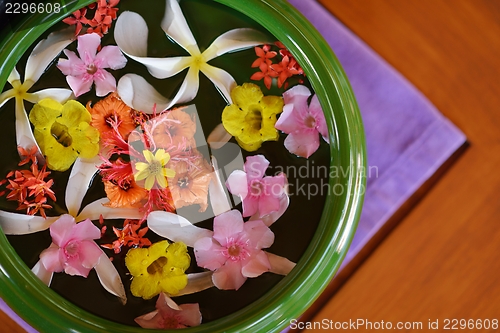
[191,55,205,68]
[147,256,168,275]
[147,160,163,175]
[245,108,263,131]
[223,238,250,262]
[64,241,80,258]
[177,176,190,188]
[227,245,241,257]
[86,63,98,75]
[304,114,316,129]
[51,121,73,147]
[162,316,180,329]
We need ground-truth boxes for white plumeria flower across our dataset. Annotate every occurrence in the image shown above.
[0,27,75,158]
[0,157,141,304]
[114,0,270,112]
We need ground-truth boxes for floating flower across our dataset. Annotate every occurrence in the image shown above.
[125,240,190,299]
[39,214,102,277]
[275,85,329,158]
[152,108,196,149]
[63,8,90,36]
[221,83,283,152]
[101,219,151,254]
[103,176,148,208]
[57,33,127,97]
[114,0,270,111]
[194,210,274,290]
[226,155,287,218]
[29,98,100,171]
[134,149,176,190]
[87,92,136,140]
[167,158,212,212]
[135,293,201,329]
[0,28,74,158]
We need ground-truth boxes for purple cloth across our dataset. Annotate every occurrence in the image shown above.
[1,0,466,330]
[287,0,465,269]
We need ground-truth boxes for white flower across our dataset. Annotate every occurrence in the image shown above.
[114,0,270,112]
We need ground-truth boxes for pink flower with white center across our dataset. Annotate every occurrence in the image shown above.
[226,155,287,218]
[275,85,329,158]
[135,293,201,329]
[57,33,127,97]
[39,214,102,277]
[194,210,274,290]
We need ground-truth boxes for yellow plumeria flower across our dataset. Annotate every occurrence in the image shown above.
[29,98,100,172]
[222,83,283,152]
[125,240,190,299]
[134,149,176,190]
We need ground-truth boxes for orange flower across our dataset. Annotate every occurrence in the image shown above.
[167,156,212,212]
[104,177,148,208]
[152,108,196,149]
[87,92,136,139]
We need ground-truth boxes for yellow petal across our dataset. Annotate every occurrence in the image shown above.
[143,150,154,164]
[148,240,170,258]
[60,100,91,128]
[70,122,100,158]
[154,149,170,163]
[231,83,263,110]
[134,162,149,172]
[163,167,176,178]
[125,247,150,276]
[45,141,79,172]
[235,137,262,152]
[144,174,155,190]
[156,174,167,188]
[260,114,280,142]
[159,274,188,295]
[261,95,284,117]
[130,275,161,299]
[29,98,62,128]
[222,104,245,136]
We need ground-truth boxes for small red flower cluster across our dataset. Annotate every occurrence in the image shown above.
[0,147,56,218]
[250,42,305,90]
[100,217,151,254]
[63,0,120,37]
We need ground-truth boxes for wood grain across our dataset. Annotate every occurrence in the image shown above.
[302,0,500,331]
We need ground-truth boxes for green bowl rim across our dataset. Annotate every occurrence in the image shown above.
[0,0,366,332]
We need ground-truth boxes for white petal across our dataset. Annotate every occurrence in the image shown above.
[66,156,100,217]
[208,156,231,216]
[0,210,58,234]
[207,123,232,149]
[249,194,289,227]
[76,198,142,221]
[115,12,192,79]
[8,67,20,85]
[15,98,44,161]
[266,252,296,275]
[147,211,212,247]
[200,64,235,104]
[165,65,200,108]
[161,0,200,55]
[31,260,54,286]
[117,74,171,113]
[25,26,74,86]
[203,28,271,62]
[27,88,73,104]
[94,252,127,304]
[0,89,15,109]
[170,272,214,297]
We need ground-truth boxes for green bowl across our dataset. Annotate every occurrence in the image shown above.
[0,0,366,331]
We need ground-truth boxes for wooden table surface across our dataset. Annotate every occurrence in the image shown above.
[1,0,500,332]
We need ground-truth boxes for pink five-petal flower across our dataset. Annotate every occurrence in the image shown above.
[39,214,102,277]
[275,85,329,158]
[194,210,274,290]
[135,293,201,329]
[57,33,127,97]
[226,155,287,218]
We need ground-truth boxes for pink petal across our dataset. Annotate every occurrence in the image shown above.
[241,251,271,278]
[244,155,269,180]
[284,130,320,158]
[212,261,246,290]
[93,69,117,96]
[213,210,244,246]
[67,75,93,97]
[57,50,85,76]
[65,256,93,277]
[78,240,103,269]
[258,193,281,217]
[176,303,202,327]
[274,104,303,134]
[241,195,259,218]
[94,45,127,70]
[39,245,64,273]
[49,214,76,247]
[282,84,311,113]
[226,170,249,198]
[194,237,226,270]
[135,311,163,329]
[309,94,329,143]
[69,219,101,242]
[77,33,101,64]
[243,220,274,249]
